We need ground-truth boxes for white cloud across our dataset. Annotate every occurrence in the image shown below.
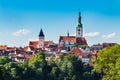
[84,32,100,37]
[12,29,30,36]
[102,32,116,39]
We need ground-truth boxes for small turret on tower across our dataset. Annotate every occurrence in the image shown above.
[67,31,69,37]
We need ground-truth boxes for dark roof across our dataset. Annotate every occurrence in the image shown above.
[76,37,87,45]
[39,29,44,37]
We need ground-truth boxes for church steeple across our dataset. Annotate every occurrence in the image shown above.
[76,11,83,38]
[78,11,82,27]
[39,29,44,37]
[38,29,44,48]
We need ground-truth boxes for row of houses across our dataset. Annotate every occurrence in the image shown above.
[0,42,116,63]
[0,11,117,65]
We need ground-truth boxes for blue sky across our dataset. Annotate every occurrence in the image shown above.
[0,0,120,47]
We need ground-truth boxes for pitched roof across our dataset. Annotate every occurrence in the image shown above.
[71,47,83,54]
[29,41,53,49]
[0,45,7,49]
[59,36,87,45]
[6,47,16,51]
[76,37,87,45]
[39,29,44,37]
[29,41,38,49]
[59,36,76,43]
[102,43,117,48]
[44,41,53,47]
[70,47,87,57]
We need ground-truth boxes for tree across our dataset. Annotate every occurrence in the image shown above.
[0,66,4,80]
[93,44,120,80]
[0,56,11,65]
[4,62,23,80]
[55,54,83,80]
[28,52,49,80]
[81,45,87,50]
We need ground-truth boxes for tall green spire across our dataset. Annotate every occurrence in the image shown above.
[78,11,82,27]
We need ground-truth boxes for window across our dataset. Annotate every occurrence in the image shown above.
[78,29,80,31]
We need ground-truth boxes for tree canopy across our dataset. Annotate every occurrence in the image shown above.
[0,52,89,80]
[93,44,120,80]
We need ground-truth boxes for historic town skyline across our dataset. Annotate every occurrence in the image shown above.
[0,0,120,47]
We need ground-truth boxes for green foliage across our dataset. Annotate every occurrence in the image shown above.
[27,52,48,80]
[81,45,87,50]
[4,62,23,80]
[0,52,95,80]
[71,43,79,49]
[93,44,120,80]
[54,54,83,80]
[0,66,4,80]
[0,56,11,65]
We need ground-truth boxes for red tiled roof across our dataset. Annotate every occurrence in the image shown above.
[44,41,53,47]
[88,50,99,57]
[29,41,53,49]
[6,47,16,51]
[57,44,64,49]
[29,41,38,48]
[0,45,7,49]
[59,36,76,43]
[24,54,35,60]
[70,47,87,57]
[76,37,87,45]
[102,43,117,48]
[24,46,29,51]
[71,47,83,54]
[59,36,87,45]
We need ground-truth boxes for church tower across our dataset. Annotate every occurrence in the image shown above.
[38,29,44,48]
[76,11,83,38]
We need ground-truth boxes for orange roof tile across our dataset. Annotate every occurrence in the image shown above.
[29,41,38,48]
[0,45,7,49]
[24,54,35,60]
[44,41,53,47]
[71,47,87,57]
[24,46,29,51]
[59,36,87,45]
[71,47,83,54]
[59,36,76,43]
[76,37,87,45]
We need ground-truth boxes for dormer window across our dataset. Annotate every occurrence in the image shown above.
[65,40,69,44]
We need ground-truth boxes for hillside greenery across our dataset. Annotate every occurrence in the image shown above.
[0,44,120,80]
